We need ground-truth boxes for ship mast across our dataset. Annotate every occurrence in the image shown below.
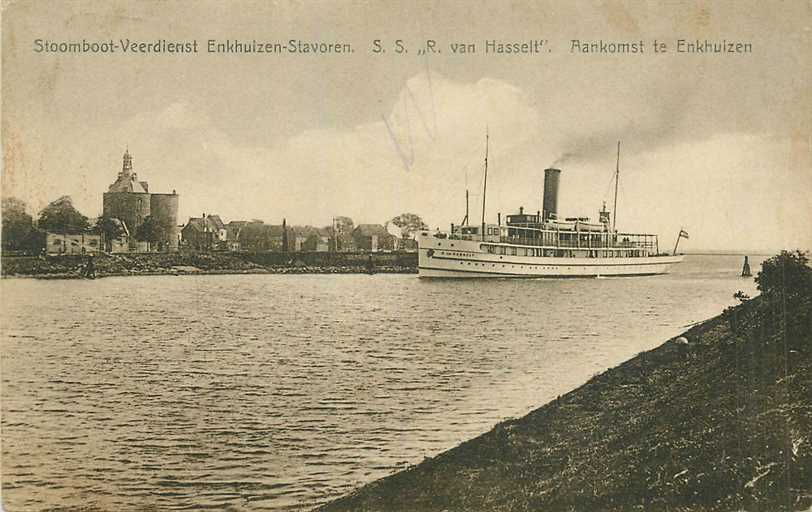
[612,140,620,232]
[461,189,469,226]
[481,129,489,241]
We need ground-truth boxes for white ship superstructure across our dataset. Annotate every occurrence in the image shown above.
[417,141,684,278]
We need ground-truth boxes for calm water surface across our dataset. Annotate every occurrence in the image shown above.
[1,255,762,511]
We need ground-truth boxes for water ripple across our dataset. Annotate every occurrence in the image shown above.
[1,255,761,511]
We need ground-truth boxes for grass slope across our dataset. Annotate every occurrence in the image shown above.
[320,291,811,511]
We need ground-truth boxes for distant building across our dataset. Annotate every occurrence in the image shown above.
[237,220,295,252]
[225,221,249,251]
[302,232,330,252]
[107,218,130,253]
[102,149,179,252]
[45,232,101,255]
[296,226,331,252]
[206,215,228,247]
[181,214,224,251]
[236,221,268,251]
[352,224,396,252]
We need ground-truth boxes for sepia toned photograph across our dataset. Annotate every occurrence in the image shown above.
[1,1,810,510]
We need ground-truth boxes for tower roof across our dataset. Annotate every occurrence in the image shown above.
[122,148,133,174]
[108,148,148,193]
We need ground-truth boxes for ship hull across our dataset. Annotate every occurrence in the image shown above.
[417,233,683,278]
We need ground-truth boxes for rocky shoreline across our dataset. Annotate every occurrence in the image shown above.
[0,252,418,279]
[319,289,811,511]
[5,266,417,280]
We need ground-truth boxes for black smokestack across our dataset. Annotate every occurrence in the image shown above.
[543,168,561,222]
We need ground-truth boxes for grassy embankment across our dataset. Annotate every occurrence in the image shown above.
[0,251,417,279]
[320,273,811,511]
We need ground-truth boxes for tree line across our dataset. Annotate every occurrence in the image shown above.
[1,196,172,253]
[327,213,428,250]
[2,195,430,254]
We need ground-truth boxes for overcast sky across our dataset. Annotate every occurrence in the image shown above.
[2,0,810,252]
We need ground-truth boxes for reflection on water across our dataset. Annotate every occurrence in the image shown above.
[1,255,762,510]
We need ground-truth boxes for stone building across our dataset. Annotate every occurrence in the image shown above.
[102,150,179,252]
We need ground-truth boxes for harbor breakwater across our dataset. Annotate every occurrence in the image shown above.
[0,251,417,279]
[320,286,811,511]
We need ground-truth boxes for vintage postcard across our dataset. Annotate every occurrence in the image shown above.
[2,1,810,511]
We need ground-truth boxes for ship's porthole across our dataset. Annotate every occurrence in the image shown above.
[427,249,434,257]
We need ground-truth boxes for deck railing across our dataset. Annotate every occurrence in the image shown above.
[448,233,657,250]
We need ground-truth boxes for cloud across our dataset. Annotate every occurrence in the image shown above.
[100,73,543,229]
[4,71,808,253]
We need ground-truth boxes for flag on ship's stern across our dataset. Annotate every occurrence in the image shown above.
[679,229,690,239]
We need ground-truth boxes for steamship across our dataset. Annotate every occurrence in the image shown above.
[417,141,684,278]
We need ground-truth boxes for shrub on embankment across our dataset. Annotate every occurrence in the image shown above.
[320,251,812,512]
